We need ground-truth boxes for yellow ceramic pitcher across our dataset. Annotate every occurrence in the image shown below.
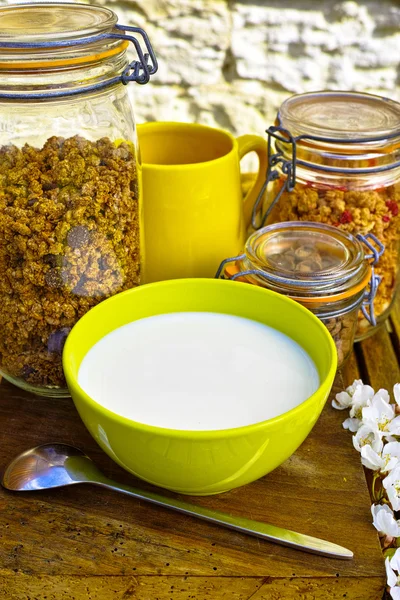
[138,122,268,283]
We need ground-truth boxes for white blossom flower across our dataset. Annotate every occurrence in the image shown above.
[381,441,400,472]
[333,382,374,430]
[361,442,400,473]
[362,391,397,436]
[383,467,400,511]
[350,384,375,414]
[332,380,371,411]
[371,504,400,537]
[353,424,384,454]
[386,549,400,599]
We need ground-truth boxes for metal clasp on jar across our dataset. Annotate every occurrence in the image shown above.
[252,121,400,230]
[215,230,385,329]
[0,24,158,99]
[215,254,287,286]
[356,232,385,327]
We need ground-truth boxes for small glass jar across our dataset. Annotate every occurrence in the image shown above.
[253,91,400,340]
[217,221,382,368]
[0,3,157,397]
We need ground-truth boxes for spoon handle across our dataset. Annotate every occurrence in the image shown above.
[94,477,352,559]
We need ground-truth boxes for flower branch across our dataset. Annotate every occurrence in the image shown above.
[333,381,400,599]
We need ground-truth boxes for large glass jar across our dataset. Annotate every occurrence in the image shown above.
[254,91,400,340]
[217,222,382,368]
[0,3,157,397]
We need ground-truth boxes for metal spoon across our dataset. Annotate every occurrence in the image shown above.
[1,443,353,559]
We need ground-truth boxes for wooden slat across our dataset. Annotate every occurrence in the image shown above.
[340,349,361,387]
[359,325,400,391]
[390,294,400,361]
[0,575,385,600]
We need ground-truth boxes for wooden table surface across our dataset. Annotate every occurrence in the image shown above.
[2,300,400,600]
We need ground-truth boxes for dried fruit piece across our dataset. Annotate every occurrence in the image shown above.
[67,225,90,249]
[47,327,71,355]
[44,268,63,288]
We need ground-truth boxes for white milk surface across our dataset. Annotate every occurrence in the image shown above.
[78,312,320,430]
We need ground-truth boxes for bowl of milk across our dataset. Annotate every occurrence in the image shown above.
[63,278,337,495]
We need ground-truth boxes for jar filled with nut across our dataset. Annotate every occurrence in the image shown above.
[253,91,400,340]
[0,3,157,396]
[217,222,382,368]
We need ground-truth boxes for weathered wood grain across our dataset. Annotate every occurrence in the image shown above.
[0,575,264,600]
[0,367,385,599]
[0,575,385,600]
[390,294,400,361]
[359,323,400,391]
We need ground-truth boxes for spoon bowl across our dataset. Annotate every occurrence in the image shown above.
[1,442,353,560]
[2,443,95,491]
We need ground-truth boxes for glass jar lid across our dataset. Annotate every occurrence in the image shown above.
[0,2,158,95]
[272,91,400,181]
[0,3,126,71]
[279,91,400,141]
[240,222,371,302]
[0,3,117,42]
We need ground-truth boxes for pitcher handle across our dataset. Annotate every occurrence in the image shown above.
[237,134,269,230]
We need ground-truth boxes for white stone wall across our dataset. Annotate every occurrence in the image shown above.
[102,0,400,138]
[2,0,400,139]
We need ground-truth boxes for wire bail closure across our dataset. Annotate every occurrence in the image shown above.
[356,233,384,327]
[0,24,158,99]
[251,126,296,230]
[252,117,400,231]
[361,268,381,327]
[215,233,384,328]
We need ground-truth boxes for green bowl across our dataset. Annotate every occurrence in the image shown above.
[63,279,337,495]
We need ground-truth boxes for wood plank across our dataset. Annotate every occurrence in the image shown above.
[0,575,384,600]
[0,376,385,598]
[250,576,384,600]
[359,325,400,391]
[0,575,264,600]
[390,293,400,361]
[340,349,361,388]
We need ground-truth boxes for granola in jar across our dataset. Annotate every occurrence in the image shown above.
[217,222,380,368]
[0,135,140,394]
[0,2,158,396]
[258,91,400,339]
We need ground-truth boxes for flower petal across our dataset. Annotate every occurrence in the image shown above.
[353,424,384,453]
[392,548,400,572]
[394,383,400,408]
[352,384,375,405]
[388,417,400,438]
[384,468,400,511]
[386,557,398,588]
[384,442,400,458]
[390,586,400,600]
[371,504,400,537]
[375,388,391,404]
[343,417,360,432]
[346,379,364,396]
[361,445,384,471]
[363,395,395,426]
[332,391,353,410]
